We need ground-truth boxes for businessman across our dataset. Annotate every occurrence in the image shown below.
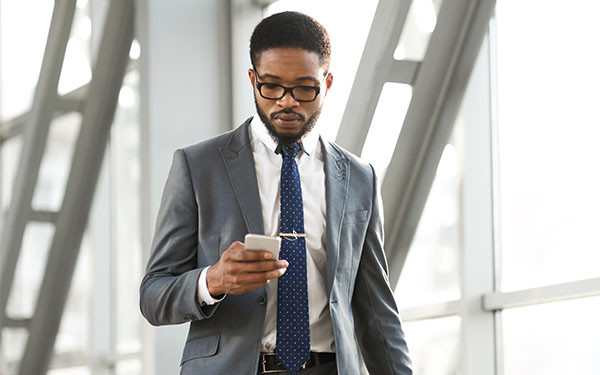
[140,11,412,375]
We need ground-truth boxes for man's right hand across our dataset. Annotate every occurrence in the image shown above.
[206,241,288,296]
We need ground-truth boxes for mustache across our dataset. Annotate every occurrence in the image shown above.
[270,109,305,121]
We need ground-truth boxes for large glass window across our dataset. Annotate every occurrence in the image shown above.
[403,316,460,375]
[503,297,600,374]
[394,0,444,61]
[495,0,600,292]
[32,113,81,212]
[0,0,141,372]
[394,134,462,308]
[0,0,52,120]
[494,2,600,374]
[361,82,412,179]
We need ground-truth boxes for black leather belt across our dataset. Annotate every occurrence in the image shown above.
[258,352,336,374]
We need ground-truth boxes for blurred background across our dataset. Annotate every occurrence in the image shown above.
[0,0,599,374]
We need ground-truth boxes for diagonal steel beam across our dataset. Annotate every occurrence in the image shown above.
[0,61,137,141]
[383,0,496,286]
[18,0,135,373]
[0,0,77,327]
[335,0,413,154]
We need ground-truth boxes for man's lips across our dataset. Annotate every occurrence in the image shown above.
[272,113,303,127]
[273,113,301,120]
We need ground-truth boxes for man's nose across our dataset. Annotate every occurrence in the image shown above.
[276,90,300,107]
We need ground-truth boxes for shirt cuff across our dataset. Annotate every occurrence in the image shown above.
[197,266,226,306]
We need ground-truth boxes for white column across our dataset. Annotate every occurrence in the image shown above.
[459,33,498,374]
[137,0,234,373]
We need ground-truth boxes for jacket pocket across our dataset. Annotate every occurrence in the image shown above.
[342,210,368,225]
[180,333,220,365]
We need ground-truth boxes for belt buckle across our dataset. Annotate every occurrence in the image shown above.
[260,353,309,374]
[261,354,283,374]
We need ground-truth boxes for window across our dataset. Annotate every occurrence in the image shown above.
[495,0,600,292]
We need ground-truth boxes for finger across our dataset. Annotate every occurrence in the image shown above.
[233,249,273,261]
[252,267,286,281]
[228,241,245,251]
[230,267,286,285]
[267,267,287,279]
[246,260,288,272]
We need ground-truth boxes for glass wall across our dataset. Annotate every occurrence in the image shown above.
[0,0,142,373]
[495,0,600,292]
[494,1,600,373]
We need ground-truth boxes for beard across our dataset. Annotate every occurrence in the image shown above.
[254,97,322,146]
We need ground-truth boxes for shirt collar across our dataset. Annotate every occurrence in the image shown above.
[250,113,320,156]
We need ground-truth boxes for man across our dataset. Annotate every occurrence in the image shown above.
[140,11,412,375]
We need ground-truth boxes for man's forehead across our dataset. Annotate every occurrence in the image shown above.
[255,47,325,79]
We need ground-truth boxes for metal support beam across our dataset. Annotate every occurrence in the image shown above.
[55,96,84,113]
[383,0,496,286]
[2,318,31,328]
[0,0,77,329]
[30,210,59,223]
[483,278,600,311]
[335,0,412,154]
[388,60,421,85]
[0,112,29,140]
[18,0,134,372]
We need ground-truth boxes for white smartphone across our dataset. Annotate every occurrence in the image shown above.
[244,234,281,260]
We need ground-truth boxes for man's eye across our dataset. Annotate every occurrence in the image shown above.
[263,83,280,89]
[296,86,316,93]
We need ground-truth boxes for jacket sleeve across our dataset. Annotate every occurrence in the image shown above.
[351,165,413,374]
[139,149,220,326]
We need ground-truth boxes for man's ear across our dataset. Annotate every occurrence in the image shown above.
[248,68,255,86]
[325,73,333,92]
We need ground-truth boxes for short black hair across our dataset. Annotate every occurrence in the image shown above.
[250,11,331,70]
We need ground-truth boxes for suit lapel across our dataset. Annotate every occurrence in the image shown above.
[219,120,264,235]
[322,138,349,297]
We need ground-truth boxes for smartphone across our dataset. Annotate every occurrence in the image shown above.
[244,234,281,260]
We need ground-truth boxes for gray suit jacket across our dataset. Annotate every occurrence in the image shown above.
[140,118,412,374]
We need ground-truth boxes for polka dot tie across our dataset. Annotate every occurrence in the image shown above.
[276,144,310,373]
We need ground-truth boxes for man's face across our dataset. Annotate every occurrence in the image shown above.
[248,48,333,146]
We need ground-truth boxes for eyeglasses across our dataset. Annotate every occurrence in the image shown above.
[253,68,328,103]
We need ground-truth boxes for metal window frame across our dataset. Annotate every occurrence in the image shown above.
[483,278,600,312]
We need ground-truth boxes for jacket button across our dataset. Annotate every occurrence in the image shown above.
[257,296,266,305]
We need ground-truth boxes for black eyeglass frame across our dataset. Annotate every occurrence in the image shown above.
[253,67,329,103]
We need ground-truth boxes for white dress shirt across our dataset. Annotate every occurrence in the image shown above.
[197,114,335,353]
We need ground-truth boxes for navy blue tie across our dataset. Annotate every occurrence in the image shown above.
[276,144,310,373]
